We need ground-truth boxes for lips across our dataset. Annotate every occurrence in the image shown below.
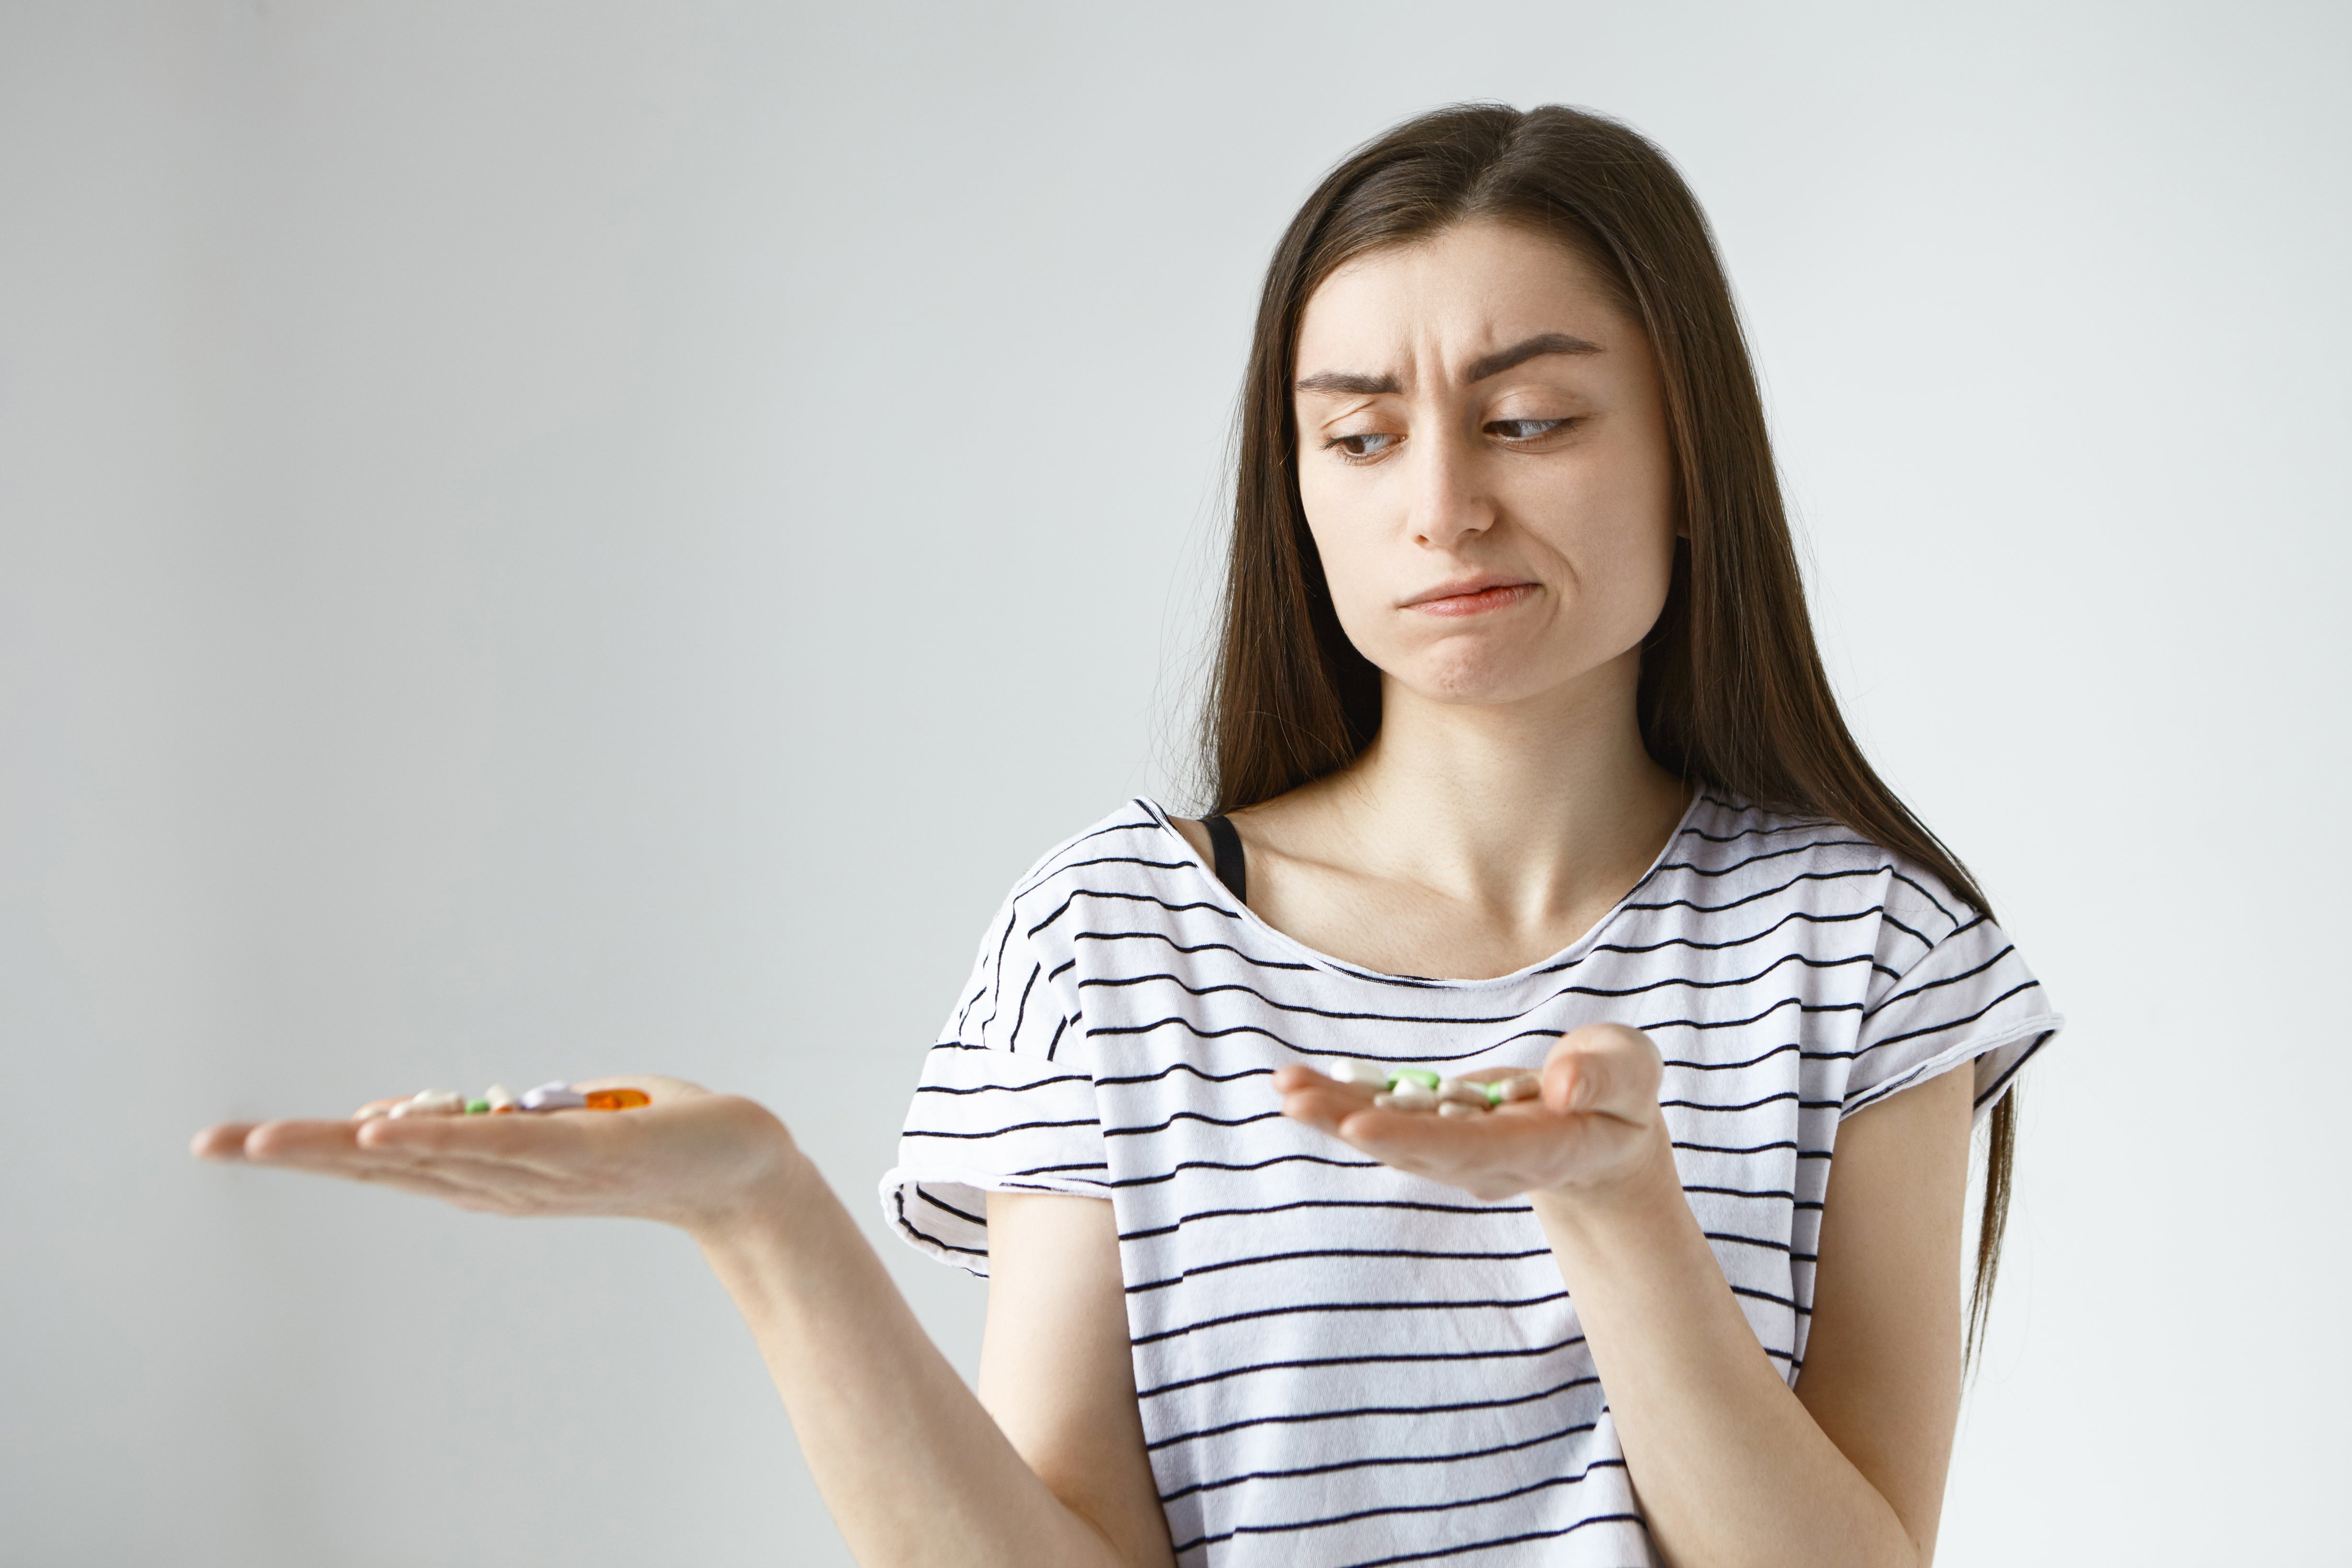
[1402,579,1539,617]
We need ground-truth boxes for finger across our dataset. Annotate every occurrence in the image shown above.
[356,1109,599,1178]
[242,1117,376,1163]
[191,1122,262,1161]
[1273,1079,1378,1134]
[253,1118,592,1208]
[1541,1023,1658,1120]
[1330,1102,1563,1166]
[1327,1101,1636,1202]
[1542,1052,1608,1115]
[242,1117,532,1178]
[241,1119,500,1185]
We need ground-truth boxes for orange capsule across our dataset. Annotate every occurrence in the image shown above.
[583,1088,650,1112]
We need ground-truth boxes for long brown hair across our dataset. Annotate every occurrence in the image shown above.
[1204,102,2017,1363]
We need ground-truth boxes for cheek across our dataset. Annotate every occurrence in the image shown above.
[1575,483,1677,625]
[1297,472,1395,646]
[1544,438,1678,628]
[1514,456,1684,606]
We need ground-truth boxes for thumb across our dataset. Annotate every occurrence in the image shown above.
[1540,1023,1658,1119]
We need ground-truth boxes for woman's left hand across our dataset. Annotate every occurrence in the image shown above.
[1272,1023,1669,1202]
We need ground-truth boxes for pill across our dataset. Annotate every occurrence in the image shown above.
[1327,1059,1393,1090]
[483,1084,519,1113]
[520,1082,587,1112]
[1482,1081,1506,1106]
[1375,1084,1439,1112]
[1500,1074,1541,1103]
[1436,1080,1490,1109]
[1389,1069,1442,1092]
[390,1090,465,1118]
[464,1099,489,1115]
[583,1088,650,1111]
[1438,1099,1482,1118]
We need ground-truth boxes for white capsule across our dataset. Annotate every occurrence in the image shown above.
[1438,1099,1482,1118]
[483,1083,519,1113]
[1500,1073,1542,1103]
[1436,1080,1490,1109]
[1327,1059,1392,1090]
[390,1090,465,1118]
[1375,1084,1439,1113]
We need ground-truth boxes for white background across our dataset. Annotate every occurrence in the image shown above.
[2,2,2344,1563]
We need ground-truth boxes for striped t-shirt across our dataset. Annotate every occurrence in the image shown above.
[883,794,2060,1568]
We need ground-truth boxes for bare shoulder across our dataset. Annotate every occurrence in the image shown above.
[1166,814,1214,864]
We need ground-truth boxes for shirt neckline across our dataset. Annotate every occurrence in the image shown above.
[1141,789,1709,991]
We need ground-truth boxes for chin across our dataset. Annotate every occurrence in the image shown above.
[1385,636,1630,711]
[1389,649,1554,708]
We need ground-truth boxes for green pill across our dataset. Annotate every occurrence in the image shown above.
[1389,1069,1441,1092]
[1483,1081,1506,1106]
[464,1098,490,1115]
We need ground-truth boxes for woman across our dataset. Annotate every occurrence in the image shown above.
[196,104,2059,1567]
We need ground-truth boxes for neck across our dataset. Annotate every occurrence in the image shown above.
[1325,649,1687,920]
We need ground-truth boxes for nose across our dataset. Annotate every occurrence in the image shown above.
[1407,423,1495,549]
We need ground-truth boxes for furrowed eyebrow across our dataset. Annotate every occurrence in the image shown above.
[1293,369,1403,396]
[1293,332,1603,398]
[1462,332,1603,383]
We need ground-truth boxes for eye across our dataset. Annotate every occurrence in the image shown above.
[1323,431,1402,461]
[1487,418,1570,441]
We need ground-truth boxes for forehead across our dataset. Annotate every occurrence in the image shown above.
[1296,221,1624,369]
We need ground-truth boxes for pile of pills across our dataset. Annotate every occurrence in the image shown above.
[1325,1059,1542,1118]
[360,1082,650,1120]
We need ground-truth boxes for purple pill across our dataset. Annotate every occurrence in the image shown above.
[520,1081,587,1112]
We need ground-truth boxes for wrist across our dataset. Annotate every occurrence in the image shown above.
[680,1127,826,1251]
[1530,1119,1685,1236]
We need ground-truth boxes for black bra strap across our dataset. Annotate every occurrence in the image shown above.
[1201,813,1247,904]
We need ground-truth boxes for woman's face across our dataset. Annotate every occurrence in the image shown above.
[1292,220,1677,713]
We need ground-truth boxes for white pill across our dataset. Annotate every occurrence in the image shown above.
[483,1083,519,1112]
[1500,1073,1542,1103]
[520,1082,586,1112]
[1376,1084,1439,1113]
[1438,1099,1482,1118]
[1327,1059,1392,1090]
[390,1090,465,1118]
[1436,1080,1490,1109]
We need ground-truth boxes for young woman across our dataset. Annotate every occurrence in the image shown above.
[195,104,2059,1568]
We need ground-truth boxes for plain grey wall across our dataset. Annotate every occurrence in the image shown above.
[3,2,2345,1562]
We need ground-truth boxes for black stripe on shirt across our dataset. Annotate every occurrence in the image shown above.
[1125,1243,1558,1295]
[1147,1368,1603,1452]
[1131,1288,1575,1349]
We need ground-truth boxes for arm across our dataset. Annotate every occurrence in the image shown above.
[1529,1059,1968,1567]
[1274,1029,1972,1568]
[700,1171,1173,1568]
[193,1080,1172,1568]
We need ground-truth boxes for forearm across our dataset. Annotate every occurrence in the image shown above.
[694,1158,1129,1568]
[1533,1136,1916,1568]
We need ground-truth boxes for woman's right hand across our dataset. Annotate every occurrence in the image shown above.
[189,1075,805,1239]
